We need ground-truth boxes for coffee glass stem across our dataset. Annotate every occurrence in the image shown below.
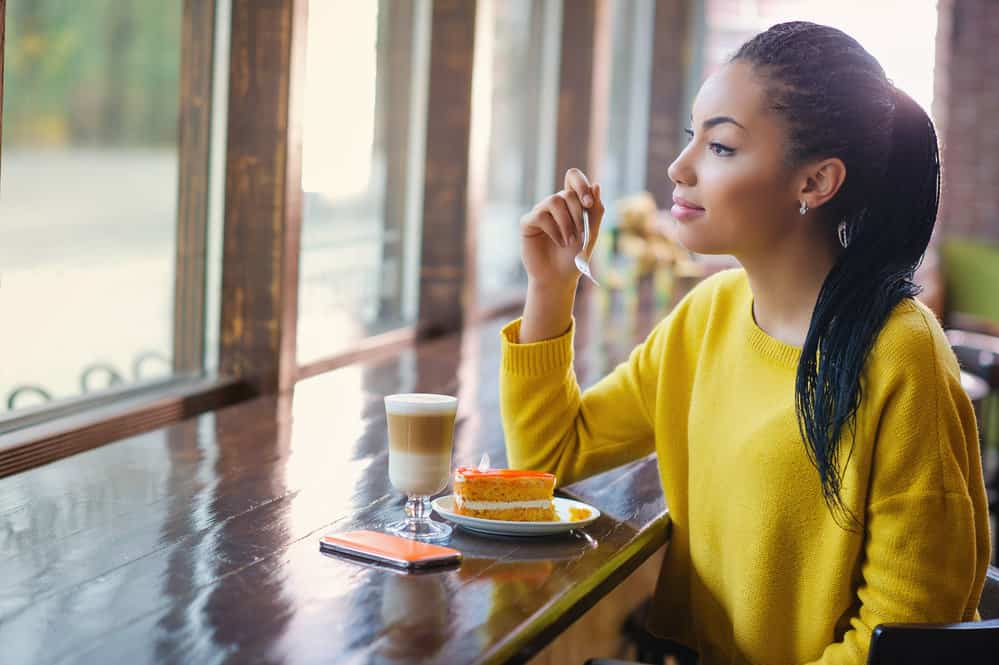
[388,494,452,542]
[406,495,431,521]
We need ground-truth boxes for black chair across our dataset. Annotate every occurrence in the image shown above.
[587,566,999,665]
[867,565,999,665]
[866,619,999,665]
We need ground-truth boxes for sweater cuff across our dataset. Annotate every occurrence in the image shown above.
[500,317,574,376]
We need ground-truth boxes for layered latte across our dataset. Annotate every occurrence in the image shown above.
[385,393,457,496]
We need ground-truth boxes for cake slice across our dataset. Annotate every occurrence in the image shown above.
[453,467,557,521]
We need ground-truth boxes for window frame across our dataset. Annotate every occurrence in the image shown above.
[2,0,639,478]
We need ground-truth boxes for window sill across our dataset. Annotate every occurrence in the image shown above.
[0,375,254,478]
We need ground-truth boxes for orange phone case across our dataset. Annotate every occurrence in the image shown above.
[319,530,462,570]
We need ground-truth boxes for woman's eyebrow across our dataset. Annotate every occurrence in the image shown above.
[702,115,747,131]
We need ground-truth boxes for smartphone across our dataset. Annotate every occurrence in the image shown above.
[319,530,462,570]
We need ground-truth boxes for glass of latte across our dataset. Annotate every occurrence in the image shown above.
[384,393,458,542]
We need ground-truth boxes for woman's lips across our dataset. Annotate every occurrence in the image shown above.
[671,196,705,221]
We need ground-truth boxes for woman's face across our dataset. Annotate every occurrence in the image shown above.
[667,62,802,257]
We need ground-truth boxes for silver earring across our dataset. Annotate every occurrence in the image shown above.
[799,200,808,215]
[837,220,850,248]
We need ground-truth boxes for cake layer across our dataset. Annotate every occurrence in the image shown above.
[455,499,552,510]
[455,505,557,522]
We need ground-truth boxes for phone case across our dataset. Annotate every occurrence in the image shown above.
[319,530,462,570]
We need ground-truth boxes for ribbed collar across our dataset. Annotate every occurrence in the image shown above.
[738,276,803,369]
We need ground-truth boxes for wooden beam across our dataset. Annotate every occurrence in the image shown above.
[172,0,216,373]
[376,0,417,320]
[417,0,477,337]
[554,0,612,185]
[645,0,693,209]
[219,0,307,394]
[0,0,5,171]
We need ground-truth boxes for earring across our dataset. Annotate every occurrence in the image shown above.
[799,200,808,216]
[837,220,850,248]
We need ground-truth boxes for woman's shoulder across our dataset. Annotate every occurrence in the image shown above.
[650,268,748,338]
[867,297,961,385]
[676,267,749,313]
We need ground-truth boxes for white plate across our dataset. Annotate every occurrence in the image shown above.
[431,495,600,537]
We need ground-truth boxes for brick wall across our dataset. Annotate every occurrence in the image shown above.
[935,0,999,244]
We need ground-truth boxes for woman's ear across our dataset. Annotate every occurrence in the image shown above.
[798,158,846,211]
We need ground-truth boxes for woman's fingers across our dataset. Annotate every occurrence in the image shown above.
[559,190,585,243]
[585,183,605,254]
[522,209,567,248]
[543,194,577,247]
[522,171,601,254]
[563,168,594,208]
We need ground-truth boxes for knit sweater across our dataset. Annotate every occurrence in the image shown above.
[500,268,990,665]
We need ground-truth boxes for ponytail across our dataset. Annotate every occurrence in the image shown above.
[797,87,940,527]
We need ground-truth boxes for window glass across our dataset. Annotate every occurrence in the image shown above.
[297,0,431,364]
[599,0,655,211]
[0,0,186,417]
[472,0,562,309]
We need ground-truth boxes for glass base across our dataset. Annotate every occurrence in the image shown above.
[385,517,452,543]
[386,494,452,543]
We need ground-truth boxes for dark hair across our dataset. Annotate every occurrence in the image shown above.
[733,22,940,528]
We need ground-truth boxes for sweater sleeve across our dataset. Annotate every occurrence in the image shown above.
[805,493,982,664]
[499,315,670,486]
[805,321,990,665]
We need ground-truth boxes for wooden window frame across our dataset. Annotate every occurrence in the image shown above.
[2,0,633,477]
[0,0,248,476]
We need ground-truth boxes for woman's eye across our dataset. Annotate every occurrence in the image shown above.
[709,142,735,156]
[683,128,694,143]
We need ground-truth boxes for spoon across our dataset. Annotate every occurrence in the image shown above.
[574,209,598,285]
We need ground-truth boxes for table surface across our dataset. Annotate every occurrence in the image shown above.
[2,313,669,665]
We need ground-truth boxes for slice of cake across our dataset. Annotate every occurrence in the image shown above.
[453,467,557,521]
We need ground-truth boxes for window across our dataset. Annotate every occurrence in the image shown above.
[471,0,562,310]
[703,0,937,112]
[296,0,431,365]
[599,0,655,211]
[0,0,198,420]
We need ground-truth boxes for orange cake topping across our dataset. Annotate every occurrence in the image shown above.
[454,467,555,481]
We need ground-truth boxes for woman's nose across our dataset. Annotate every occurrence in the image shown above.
[667,148,695,186]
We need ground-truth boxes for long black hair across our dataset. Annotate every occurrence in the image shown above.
[733,22,941,528]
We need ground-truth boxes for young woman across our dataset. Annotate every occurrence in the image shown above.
[500,21,990,664]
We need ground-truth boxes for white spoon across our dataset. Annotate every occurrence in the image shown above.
[574,209,598,285]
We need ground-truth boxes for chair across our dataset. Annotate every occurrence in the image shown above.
[866,565,999,665]
[866,619,999,665]
[867,566,999,665]
[586,566,999,665]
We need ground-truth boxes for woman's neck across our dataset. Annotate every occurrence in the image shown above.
[740,231,841,348]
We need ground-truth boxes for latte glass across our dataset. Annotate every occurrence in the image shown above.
[384,393,457,542]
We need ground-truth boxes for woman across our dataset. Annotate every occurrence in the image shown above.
[500,21,990,664]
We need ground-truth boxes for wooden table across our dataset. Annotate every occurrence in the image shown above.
[2,317,669,665]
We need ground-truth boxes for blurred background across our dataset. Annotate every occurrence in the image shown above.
[0,0,996,464]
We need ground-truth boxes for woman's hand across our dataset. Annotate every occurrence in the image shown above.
[520,168,605,289]
[517,169,605,343]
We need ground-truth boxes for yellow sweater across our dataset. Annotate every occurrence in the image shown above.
[500,269,990,665]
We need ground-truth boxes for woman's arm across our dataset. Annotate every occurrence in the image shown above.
[806,323,991,664]
[502,166,664,484]
[500,315,668,486]
[517,168,603,344]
